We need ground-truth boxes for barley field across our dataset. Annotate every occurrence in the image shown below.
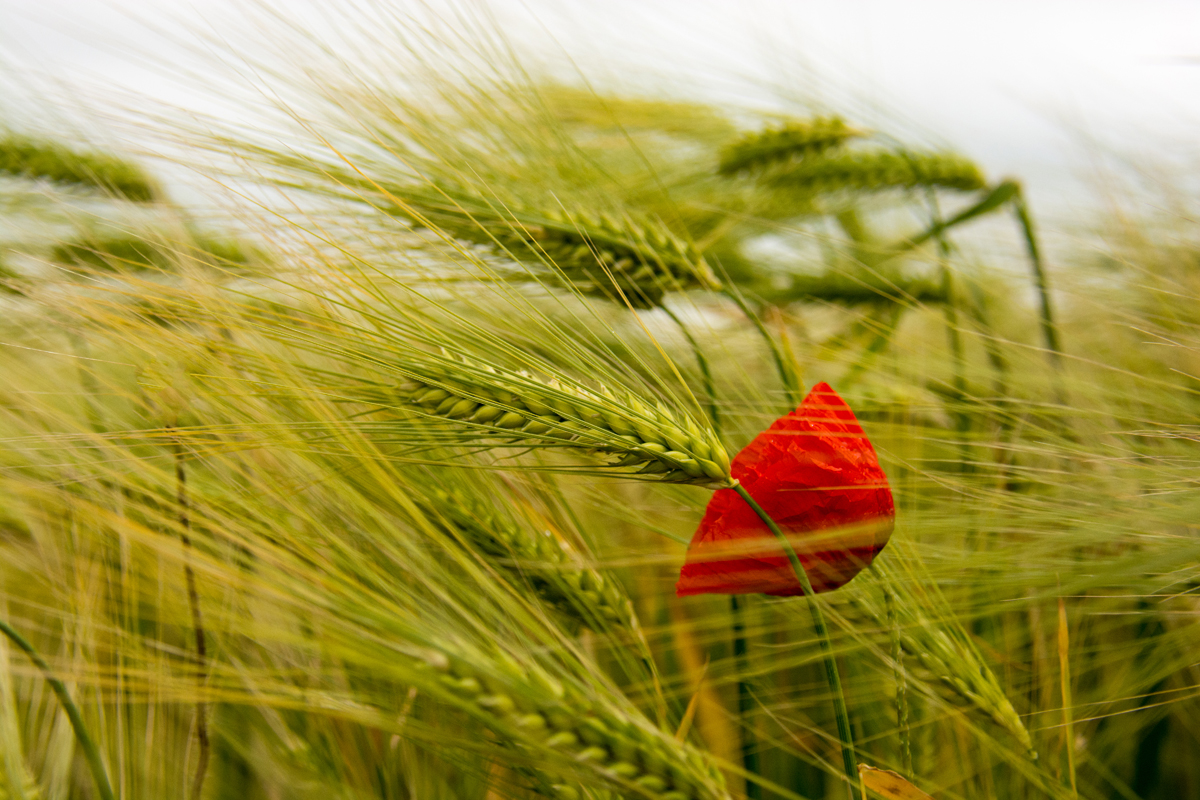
[1,5,1198,800]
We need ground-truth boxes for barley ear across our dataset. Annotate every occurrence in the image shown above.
[855,564,1034,755]
[718,117,863,175]
[424,487,638,631]
[420,646,730,800]
[379,187,720,308]
[768,149,986,195]
[0,134,159,203]
[345,352,733,487]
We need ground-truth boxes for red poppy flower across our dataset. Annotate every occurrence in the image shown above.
[676,382,894,597]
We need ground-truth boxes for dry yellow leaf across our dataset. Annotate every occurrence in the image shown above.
[858,765,935,800]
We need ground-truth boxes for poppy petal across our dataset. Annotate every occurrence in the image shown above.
[676,382,894,597]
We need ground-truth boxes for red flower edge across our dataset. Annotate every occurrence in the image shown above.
[676,382,894,597]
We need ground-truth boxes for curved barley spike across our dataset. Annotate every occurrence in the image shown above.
[344,352,732,488]
[424,488,637,631]
[718,117,863,176]
[853,565,1034,756]
[419,646,730,800]
[768,149,986,195]
[382,186,720,308]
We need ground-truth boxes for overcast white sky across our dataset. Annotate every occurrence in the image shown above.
[2,0,1199,214]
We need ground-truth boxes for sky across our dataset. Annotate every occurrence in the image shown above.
[2,0,1199,215]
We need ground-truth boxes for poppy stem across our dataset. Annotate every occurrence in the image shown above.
[731,482,861,800]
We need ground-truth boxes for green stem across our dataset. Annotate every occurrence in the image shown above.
[723,289,802,410]
[731,483,860,800]
[961,285,1012,398]
[920,188,971,474]
[730,595,760,799]
[961,289,1020,493]
[661,304,721,436]
[886,181,1063,373]
[1011,192,1063,367]
[840,304,904,388]
[884,585,913,777]
[174,437,210,800]
[888,181,1020,256]
[0,619,116,800]
[935,242,971,473]
[1011,189,1074,432]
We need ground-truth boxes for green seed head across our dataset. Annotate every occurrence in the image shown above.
[768,148,987,194]
[718,116,863,175]
[372,355,733,487]
[378,185,720,308]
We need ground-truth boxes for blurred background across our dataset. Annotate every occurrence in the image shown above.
[4,0,1200,214]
